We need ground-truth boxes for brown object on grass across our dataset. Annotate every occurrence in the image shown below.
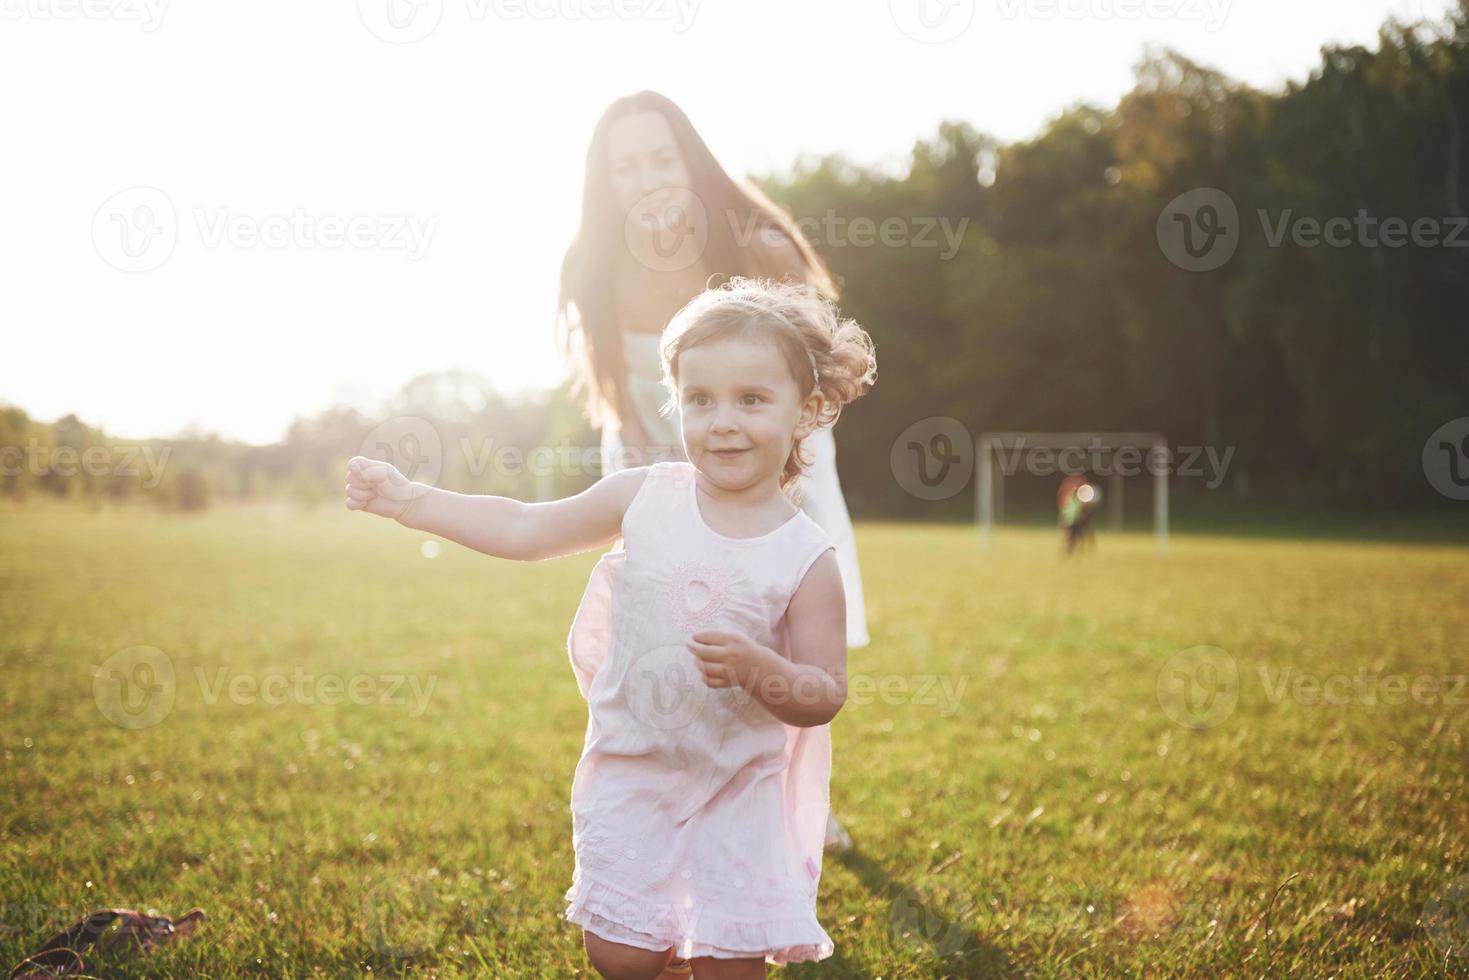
[6,907,206,979]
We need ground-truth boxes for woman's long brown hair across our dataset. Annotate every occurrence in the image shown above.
[557,90,839,430]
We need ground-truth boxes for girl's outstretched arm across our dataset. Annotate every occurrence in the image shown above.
[345,456,649,561]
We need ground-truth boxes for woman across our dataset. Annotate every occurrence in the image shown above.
[557,92,867,872]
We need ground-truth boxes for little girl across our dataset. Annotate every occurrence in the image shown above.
[345,277,877,978]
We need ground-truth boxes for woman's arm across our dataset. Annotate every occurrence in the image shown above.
[346,456,648,561]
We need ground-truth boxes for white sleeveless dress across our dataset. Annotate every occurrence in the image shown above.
[602,330,870,647]
[562,461,837,963]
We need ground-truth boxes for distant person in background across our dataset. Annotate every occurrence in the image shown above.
[557,90,867,882]
[1059,474,1101,555]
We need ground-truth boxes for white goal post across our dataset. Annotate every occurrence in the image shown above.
[976,432,1169,554]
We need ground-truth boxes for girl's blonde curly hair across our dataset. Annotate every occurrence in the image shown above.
[657,276,878,500]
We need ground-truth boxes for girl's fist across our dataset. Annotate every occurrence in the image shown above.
[345,456,426,520]
[686,630,777,691]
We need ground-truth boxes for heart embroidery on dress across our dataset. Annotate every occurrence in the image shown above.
[670,560,733,631]
[684,580,713,616]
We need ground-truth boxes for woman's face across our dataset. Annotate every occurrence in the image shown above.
[606,110,695,237]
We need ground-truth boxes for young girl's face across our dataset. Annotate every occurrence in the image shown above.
[675,334,822,491]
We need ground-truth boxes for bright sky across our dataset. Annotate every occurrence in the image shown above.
[2,0,1453,444]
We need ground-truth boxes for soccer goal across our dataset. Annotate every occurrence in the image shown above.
[976,432,1170,554]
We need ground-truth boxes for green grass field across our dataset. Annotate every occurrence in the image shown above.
[2,502,1467,978]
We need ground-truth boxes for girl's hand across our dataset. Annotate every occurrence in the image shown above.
[345,455,428,521]
[686,630,778,691]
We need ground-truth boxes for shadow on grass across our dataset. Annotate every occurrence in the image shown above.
[786,849,1014,979]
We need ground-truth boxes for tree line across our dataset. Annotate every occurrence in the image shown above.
[765,5,1467,516]
[6,6,1466,516]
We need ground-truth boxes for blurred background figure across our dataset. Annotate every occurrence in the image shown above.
[1059,474,1103,555]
